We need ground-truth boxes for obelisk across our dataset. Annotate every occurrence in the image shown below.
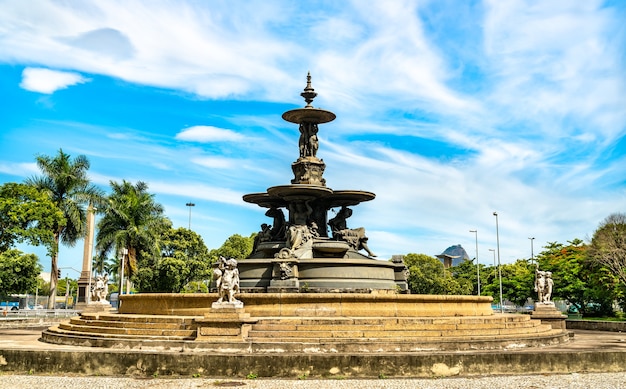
[75,204,96,310]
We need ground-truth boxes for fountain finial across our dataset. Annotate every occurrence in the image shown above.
[300,72,317,108]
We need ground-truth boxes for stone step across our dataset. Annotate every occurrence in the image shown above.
[45,325,196,341]
[250,320,543,332]
[248,328,565,344]
[58,322,197,338]
[70,318,188,330]
[247,320,554,339]
[255,315,536,326]
[81,313,196,325]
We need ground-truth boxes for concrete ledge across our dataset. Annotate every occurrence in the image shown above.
[0,348,624,378]
[119,292,494,317]
[566,320,626,332]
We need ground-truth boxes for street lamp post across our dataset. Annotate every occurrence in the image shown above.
[186,202,196,229]
[469,229,480,296]
[493,212,504,313]
[119,248,128,295]
[528,237,535,265]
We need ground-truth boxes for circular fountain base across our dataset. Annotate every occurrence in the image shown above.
[41,292,570,353]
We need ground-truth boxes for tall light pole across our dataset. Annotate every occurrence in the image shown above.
[469,229,480,296]
[528,237,535,265]
[488,248,498,311]
[186,202,195,229]
[489,248,496,267]
[493,212,504,313]
[119,248,128,295]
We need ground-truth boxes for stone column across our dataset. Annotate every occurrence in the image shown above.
[75,204,96,310]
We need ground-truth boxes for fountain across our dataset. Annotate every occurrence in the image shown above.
[41,74,569,354]
[240,72,406,293]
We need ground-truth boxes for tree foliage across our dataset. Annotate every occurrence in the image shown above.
[96,180,170,292]
[537,239,618,316]
[449,259,481,295]
[25,149,103,308]
[135,227,212,293]
[589,213,626,288]
[209,233,255,261]
[404,253,472,295]
[481,260,534,307]
[0,183,64,254]
[0,249,42,295]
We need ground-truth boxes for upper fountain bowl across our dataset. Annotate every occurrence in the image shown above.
[282,107,336,124]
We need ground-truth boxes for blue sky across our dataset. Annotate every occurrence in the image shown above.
[1,1,625,276]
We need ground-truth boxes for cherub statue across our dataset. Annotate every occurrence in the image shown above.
[91,273,109,304]
[214,256,240,304]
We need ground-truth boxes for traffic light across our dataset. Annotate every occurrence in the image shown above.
[57,269,61,279]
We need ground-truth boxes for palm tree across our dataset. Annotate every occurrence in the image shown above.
[96,180,170,294]
[92,254,109,277]
[26,149,103,309]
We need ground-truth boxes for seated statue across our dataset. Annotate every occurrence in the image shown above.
[252,223,272,253]
[286,201,315,251]
[328,206,376,257]
[265,207,286,241]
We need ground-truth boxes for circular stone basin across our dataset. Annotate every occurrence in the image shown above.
[267,185,333,201]
[313,240,349,253]
[282,108,336,124]
[242,192,286,208]
[322,190,376,207]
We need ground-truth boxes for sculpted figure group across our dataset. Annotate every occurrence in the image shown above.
[534,267,554,304]
[328,206,376,257]
[91,273,109,304]
[253,202,376,258]
[298,123,319,159]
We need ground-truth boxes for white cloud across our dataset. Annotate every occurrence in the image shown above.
[176,126,245,143]
[0,162,39,177]
[1,0,625,269]
[20,67,89,94]
[191,156,236,169]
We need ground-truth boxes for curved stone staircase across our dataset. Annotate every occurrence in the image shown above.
[41,311,568,353]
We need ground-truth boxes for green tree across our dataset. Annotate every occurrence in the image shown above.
[135,227,212,293]
[537,239,618,316]
[0,249,43,295]
[449,259,482,295]
[589,213,626,288]
[91,254,110,277]
[499,260,534,307]
[25,149,103,308]
[0,183,65,254]
[96,180,170,293]
[209,233,255,261]
[404,253,472,295]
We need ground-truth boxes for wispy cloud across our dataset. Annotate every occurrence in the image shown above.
[176,126,246,143]
[0,0,624,270]
[20,68,89,94]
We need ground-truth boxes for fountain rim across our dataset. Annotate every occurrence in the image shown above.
[282,107,336,124]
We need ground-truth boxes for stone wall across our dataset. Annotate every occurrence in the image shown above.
[0,348,625,377]
[566,320,626,332]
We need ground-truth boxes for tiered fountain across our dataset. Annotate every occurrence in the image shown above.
[41,74,569,356]
[239,72,407,293]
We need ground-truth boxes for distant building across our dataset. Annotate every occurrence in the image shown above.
[436,244,470,268]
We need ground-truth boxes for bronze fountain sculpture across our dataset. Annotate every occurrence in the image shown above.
[240,73,407,293]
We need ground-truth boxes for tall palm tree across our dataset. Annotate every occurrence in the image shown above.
[96,180,170,294]
[26,149,103,308]
[92,254,109,277]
